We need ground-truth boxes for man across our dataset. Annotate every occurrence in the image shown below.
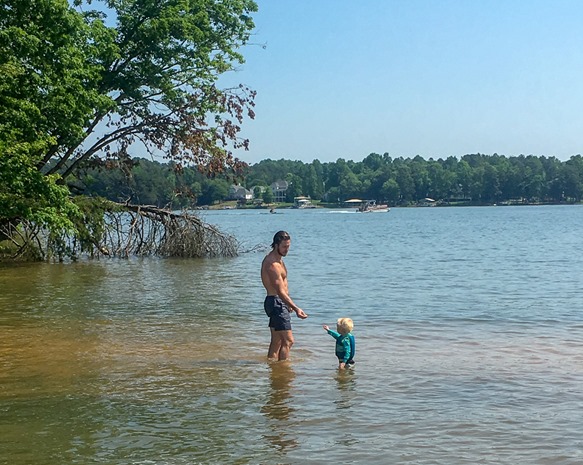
[261,230,308,361]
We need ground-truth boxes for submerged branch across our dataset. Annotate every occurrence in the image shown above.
[120,204,238,258]
[1,202,239,261]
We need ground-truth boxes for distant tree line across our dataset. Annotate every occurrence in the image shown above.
[77,153,583,207]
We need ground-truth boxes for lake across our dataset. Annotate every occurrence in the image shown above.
[1,205,582,464]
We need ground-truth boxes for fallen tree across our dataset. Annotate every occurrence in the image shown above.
[1,200,238,261]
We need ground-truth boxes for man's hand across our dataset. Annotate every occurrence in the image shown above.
[323,325,329,331]
[295,308,308,319]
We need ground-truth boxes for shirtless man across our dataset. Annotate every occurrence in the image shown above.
[261,231,308,361]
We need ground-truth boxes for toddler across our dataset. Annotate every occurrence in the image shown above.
[323,317,355,369]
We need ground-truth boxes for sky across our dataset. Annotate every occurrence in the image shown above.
[221,0,583,165]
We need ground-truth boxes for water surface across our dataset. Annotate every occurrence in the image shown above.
[1,205,582,464]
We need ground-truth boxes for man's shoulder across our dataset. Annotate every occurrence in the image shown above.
[261,254,279,273]
[263,252,282,267]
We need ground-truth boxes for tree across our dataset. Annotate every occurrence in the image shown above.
[562,155,583,201]
[362,153,383,171]
[301,164,323,199]
[456,160,472,199]
[481,164,501,203]
[262,187,273,204]
[1,0,258,259]
[199,179,229,206]
[1,0,103,243]
[395,165,414,202]
[252,185,263,199]
[381,178,400,204]
[285,173,303,202]
[58,0,256,179]
[0,141,80,253]
[339,171,363,200]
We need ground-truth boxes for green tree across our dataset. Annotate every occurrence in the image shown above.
[1,0,258,258]
[301,164,323,199]
[362,153,384,171]
[381,178,400,203]
[0,141,79,242]
[456,160,472,199]
[395,165,415,202]
[199,179,229,205]
[262,187,274,204]
[562,155,583,201]
[0,0,103,240]
[409,158,430,200]
[285,173,303,202]
[339,171,363,200]
[481,164,501,203]
[58,0,256,180]
[253,185,263,199]
[0,0,107,151]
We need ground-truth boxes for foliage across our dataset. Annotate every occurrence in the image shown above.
[1,0,257,180]
[261,185,273,204]
[0,141,80,238]
[60,0,257,179]
[0,0,107,151]
[1,0,257,260]
[77,153,583,208]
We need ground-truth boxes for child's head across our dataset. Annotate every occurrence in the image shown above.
[336,317,354,335]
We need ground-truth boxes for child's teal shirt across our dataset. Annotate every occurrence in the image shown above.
[326,329,355,363]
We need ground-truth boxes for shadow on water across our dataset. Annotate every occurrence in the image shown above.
[261,361,298,454]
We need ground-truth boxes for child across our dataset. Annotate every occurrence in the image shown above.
[323,317,355,369]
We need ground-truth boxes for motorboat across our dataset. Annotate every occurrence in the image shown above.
[293,196,316,208]
[356,199,389,213]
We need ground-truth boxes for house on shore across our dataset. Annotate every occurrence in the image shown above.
[228,184,253,202]
[270,180,289,203]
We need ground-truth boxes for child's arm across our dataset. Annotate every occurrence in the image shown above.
[323,325,341,340]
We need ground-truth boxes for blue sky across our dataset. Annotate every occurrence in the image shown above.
[222,0,583,164]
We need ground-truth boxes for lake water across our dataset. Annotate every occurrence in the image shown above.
[1,205,582,464]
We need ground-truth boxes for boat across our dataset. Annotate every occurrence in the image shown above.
[417,197,437,207]
[356,199,389,213]
[343,198,389,212]
[293,196,316,209]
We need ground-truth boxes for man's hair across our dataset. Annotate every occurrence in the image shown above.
[271,230,291,248]
[337,318,354,335]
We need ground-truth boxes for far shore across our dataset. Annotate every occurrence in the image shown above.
[203,199,582,210]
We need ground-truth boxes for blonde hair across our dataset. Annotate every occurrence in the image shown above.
[336,317,354,335]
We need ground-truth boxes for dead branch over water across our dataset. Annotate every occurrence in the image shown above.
[1,204,239,261]
[107,204,238,259]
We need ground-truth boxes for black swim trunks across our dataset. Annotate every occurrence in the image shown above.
[264,295,292,331]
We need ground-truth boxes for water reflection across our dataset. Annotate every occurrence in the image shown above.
[334,368,356,411]
[332,368,360,450]
[261,362,298,453]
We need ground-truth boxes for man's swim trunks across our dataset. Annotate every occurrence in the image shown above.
[264,295,292,331]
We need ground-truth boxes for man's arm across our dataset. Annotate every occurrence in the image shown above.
[268,262,308,319]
